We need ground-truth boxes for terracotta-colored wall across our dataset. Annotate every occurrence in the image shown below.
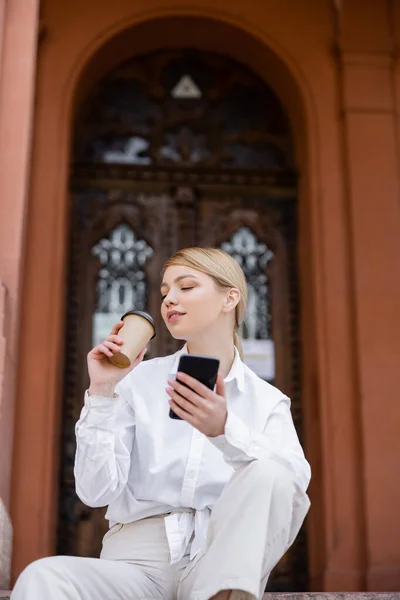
[0,0,39,585]
[339,0,400,590]
[1,0,399,592]
[0,0,39,511]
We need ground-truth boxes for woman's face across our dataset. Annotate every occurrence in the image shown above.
[160,265,229,340]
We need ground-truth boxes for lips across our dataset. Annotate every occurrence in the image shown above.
[167,310,185,323]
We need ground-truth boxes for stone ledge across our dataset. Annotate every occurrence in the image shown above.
[263,591,400,600]
[1,592,400,599]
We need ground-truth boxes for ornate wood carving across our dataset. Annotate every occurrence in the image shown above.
[71,163,297,189]
[58,189,179,558]
[199,195,306,591]
[74,50,294,173]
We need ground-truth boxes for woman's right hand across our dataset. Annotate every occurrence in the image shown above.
[87,321,147,397]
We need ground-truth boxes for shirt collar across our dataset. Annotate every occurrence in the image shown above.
[171,344,245,393]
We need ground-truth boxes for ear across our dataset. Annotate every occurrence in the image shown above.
[223,288,240,314]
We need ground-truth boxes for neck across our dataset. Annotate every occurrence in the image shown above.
[186,332,236,379]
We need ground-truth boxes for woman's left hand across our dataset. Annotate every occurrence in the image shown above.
[167,372,227,437]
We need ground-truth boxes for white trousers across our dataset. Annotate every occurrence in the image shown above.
[11,457,310,600]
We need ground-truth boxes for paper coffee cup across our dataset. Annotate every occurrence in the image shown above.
[109,310,156,369]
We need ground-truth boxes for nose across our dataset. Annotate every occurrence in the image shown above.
[163,291,178,307]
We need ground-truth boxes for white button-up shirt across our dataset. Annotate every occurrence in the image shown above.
[74,345,311,564]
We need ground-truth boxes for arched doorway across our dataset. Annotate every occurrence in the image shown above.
[58,48,307,592]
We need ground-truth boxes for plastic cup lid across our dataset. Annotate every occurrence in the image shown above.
[120,310,156,339]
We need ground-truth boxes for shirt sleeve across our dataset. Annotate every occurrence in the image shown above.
[74,378,136,508]
[208,397,311,492]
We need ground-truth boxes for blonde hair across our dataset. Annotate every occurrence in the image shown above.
[162,247,248,357]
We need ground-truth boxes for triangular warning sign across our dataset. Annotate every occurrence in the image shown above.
[171,75,201,99]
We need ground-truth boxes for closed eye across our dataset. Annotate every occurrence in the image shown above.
[161,286,194,301]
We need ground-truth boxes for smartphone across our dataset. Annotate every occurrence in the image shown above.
[169,354,220,420]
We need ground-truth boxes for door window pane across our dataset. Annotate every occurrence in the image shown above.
[91,223,153,346]
[221,227,275,380]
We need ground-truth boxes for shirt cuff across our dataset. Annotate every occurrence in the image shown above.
[208,410,262,461]
[78,391,120,429]
[85,390,118,407]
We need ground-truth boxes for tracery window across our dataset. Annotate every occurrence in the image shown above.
[91,223,153,346]
[75,51,292,171]
[221,227,275,380]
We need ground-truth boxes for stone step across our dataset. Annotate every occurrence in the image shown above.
[1,592,400,599]
[263,596,400,600]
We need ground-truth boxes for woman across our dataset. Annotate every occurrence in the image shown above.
[12,247,311,600]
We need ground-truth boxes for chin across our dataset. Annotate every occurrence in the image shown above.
[171,334,188,342]
[165,323,192,341]
[167,328,188,341]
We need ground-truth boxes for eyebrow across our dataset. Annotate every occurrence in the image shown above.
[160,274,199,290]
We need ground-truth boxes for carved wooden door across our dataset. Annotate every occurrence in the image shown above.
[59,49,308,591]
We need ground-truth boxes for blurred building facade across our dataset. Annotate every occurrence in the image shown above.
[0,0,400,592]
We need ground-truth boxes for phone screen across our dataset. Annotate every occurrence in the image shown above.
[169,354,220,420]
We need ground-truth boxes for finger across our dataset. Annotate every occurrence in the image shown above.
[169,399,195,424]
[175,372,214,400]
[166,387,200,416]
[215,372,226,397]
[110,321,124,335]
[96,343,113,358]
[107,334,124,345]
[103,340,122,353]
[133,347,147,364]
[167,378,204,408]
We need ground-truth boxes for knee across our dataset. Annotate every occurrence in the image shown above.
[245,455,295,497]
[14,556,70,592]
[25,555,66,575]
